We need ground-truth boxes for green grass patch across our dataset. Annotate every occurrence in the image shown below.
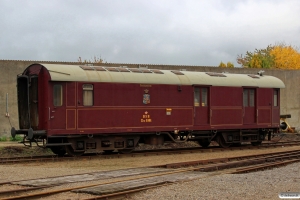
[9,135,23,141]
[0,135,23,142]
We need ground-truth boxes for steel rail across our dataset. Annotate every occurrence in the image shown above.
[1,141,300,165]
[165,149,300,168]
[82,183,174,200]
[0,185,57,196]
[231,159,300,174]
[0,168,195,200]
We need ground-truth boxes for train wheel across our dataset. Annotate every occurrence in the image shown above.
[251,141,262,146]
[118,148,134,154]
[50,146,66,156]
[198,139,211,148]
[217,135,231,148]
[65,145,85,156]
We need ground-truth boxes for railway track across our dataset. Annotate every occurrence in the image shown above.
[0,148,300,200]
[1,140,300,164]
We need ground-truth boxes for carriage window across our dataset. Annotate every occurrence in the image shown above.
[194,88,208,107]
[83,84,93,106]
[243,89,255,107]
[274,90,278,106]
[249,90,254,107]
[202,88,207,107]
[53,85,63,106]
[194,88,200,106]
[243,90,248,107]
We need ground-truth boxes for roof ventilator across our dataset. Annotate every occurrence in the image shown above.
[206,72,227,77]
[171,71,185,75]
[248,74,260,79]
[257,70,265,76]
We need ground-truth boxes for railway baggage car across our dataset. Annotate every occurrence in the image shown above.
[11,63,285,156]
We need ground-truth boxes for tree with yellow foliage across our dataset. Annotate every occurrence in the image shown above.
[219,61,234,68]
[226,62,234,68]
[237,45,274,68]
[270,44,300,69]
[219,62,226,68]
[237,44,300,69]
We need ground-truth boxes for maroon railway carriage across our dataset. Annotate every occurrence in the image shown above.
[11,63,285,156]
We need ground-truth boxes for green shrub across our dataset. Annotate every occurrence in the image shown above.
[0,136,7,142]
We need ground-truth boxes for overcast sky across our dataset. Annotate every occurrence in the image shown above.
[1,0,299,67]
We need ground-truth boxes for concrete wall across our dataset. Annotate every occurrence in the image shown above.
[0,60,299,137]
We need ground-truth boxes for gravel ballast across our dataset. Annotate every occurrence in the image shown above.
[0,143,299,199]
[130,162,300,200]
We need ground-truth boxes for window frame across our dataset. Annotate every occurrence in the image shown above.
[274,89,278,107]
[201,88,208,107]
[53,84,63,107]
[83,84,94,106]
[243,89,255,107]
[194,87,208,107]
[194,88,200,106]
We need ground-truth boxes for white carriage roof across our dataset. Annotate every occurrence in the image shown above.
[39,63,285,88]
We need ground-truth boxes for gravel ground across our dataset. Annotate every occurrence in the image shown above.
[0,136,299,200]
[130,162,300,200]
[0,146,299,199]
